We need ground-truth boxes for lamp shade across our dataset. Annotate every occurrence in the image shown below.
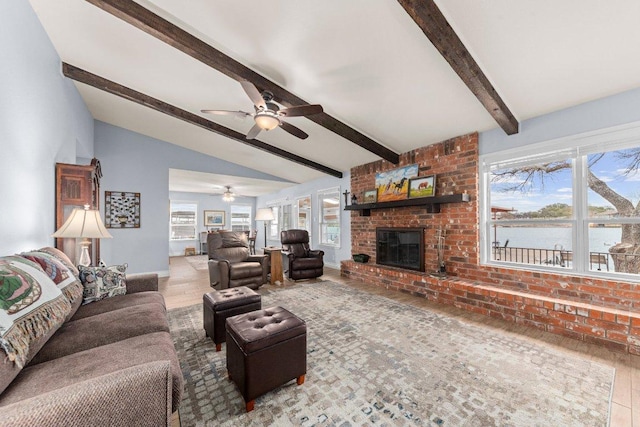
[52,206,113,239]
[255,208,275,221]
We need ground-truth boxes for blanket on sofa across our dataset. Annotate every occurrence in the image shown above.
[0,257,70,368]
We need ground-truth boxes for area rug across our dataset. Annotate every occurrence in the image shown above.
[168,281,614,426]
[185,255,208,271]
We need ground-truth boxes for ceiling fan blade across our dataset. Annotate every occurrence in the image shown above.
[246,123,262,140]
[200,109,250,119]
[240,81,266,109]
[279,104,323,117]
[280,121,309,140]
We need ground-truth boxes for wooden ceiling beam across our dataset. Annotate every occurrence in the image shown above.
[397,0,519,135]
[62,63,343,178]
[85,0,400,164]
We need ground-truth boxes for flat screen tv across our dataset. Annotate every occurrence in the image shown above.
[376,227,425,272]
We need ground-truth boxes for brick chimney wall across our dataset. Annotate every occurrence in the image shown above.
[341,132,640,354]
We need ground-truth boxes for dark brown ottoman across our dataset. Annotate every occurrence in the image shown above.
[226,306,307,412]
[203,286,261,352]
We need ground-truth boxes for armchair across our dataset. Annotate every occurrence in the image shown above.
[280,229,324,280]
[207,231,268,290]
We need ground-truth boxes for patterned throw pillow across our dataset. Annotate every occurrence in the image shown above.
[78,264,128,305]
[34,247,80,278]
[0,256,71,368]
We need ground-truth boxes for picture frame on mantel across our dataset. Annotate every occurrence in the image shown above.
[375,163,419,202]
[408,175,436,198]
[204,210,225,227]
[363,189,377,204]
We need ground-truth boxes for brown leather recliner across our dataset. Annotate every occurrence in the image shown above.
[280,229,324,280]
[208,231,268,290]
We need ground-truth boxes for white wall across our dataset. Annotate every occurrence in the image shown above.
[168,191,256,257]
[0,0,93,255]
[255,173,352,269]
[94,121,287,275]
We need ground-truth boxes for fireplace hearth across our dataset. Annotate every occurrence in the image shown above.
[376,227,425,272]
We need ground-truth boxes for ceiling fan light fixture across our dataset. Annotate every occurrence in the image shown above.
[254,112,280,131]
[222,186,235,202]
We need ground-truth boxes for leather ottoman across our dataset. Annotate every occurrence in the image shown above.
[203,286,261,352]
[226,306,307,412]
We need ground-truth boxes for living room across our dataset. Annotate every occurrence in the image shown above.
[3,0,640,425]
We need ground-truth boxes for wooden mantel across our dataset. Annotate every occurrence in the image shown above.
[344,193,470,216]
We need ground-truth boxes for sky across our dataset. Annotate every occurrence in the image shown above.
[490,149,640,213]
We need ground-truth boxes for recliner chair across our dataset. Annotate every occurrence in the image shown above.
[208,230,268,290]
[280,229,324,280]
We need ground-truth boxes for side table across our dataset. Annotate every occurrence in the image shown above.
[263,246,284,285]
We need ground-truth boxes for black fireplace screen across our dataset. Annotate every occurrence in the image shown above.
[376,227,425,272]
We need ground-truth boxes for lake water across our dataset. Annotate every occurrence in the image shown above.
[493,226,621,254]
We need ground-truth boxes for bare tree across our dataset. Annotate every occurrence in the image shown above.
[492,149,640,273]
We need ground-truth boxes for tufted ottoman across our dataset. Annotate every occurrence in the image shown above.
[226,306,307,412]
[203,286,262,351]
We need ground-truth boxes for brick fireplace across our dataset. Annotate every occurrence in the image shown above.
[341,132,640,354]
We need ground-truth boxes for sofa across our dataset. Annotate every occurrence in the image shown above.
[208,230,268,290]
[0,247,183,427]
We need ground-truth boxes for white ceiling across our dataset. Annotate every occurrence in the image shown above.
[29,0,640,195]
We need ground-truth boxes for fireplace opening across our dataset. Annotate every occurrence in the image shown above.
[376,227,425,272]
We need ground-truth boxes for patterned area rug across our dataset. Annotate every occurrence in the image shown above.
[184,255,208,271]
[168,281,614,426]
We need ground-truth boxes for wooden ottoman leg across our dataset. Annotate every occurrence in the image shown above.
[216,343,221,352]
[297,375,305,385]
[246,400,255,412]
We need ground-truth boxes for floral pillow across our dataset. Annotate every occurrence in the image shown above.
[78,263,128,305]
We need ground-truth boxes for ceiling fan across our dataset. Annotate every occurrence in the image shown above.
[201,81,323,140]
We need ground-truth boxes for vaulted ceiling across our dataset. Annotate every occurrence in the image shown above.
[29,0,640,194]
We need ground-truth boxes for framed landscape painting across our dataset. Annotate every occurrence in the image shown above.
[375,164,419,202]
[408,175,436,198]
[204,210,225,227]
[363,189,377,204]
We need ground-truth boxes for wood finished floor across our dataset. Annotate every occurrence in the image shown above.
[161,256,640,427]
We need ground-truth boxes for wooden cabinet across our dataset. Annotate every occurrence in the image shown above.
[55,160,101,263]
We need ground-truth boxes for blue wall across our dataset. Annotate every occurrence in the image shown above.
[94,121,286,274]
[0,0,94,255]
[256,174,352,269]
[480,87,640,153]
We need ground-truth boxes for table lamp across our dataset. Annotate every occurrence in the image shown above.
[255,208,275,249]
[52,205,112,266]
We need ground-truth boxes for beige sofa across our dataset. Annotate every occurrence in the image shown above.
[0,249,182,427]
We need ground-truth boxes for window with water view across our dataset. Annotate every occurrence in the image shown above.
[484,134,640,278]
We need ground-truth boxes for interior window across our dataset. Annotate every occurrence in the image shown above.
[230,205,252,232]
[170,201,197,240]
[482,130,640,278]
[318,188,340,246]
[297,196,312,238]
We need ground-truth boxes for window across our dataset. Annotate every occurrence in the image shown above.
[318,188,340,246]
[296,196,312,238]
[268,206,279,239]
[481,123,640,279]
[230,205,251,232]
[280,204,292,233]
[170,201,197,240]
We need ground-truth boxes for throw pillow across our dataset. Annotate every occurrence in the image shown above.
[20,250,83,308]
[34,247,80,278]
[78,264,128,305]
[0,256,71,368]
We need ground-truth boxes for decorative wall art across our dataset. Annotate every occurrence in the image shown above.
[105,191,140,228]
[375,164,419,202]
[204,210,225,227]
[363,189,377,204]
[408,175,436,198]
